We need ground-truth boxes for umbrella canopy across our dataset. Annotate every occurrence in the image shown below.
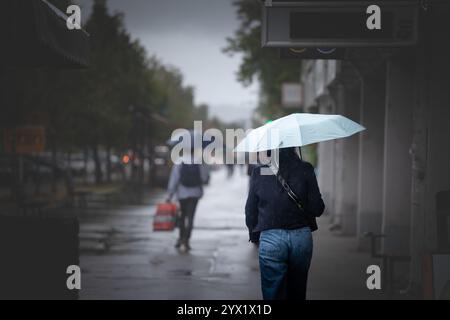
[235,113,365,153]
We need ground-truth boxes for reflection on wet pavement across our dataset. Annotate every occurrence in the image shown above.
[80,168,261,300]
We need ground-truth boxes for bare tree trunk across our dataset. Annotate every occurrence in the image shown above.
[120,156,127,182]
[11,152,23,212]
[92,144,102,185]
[65,155,75,206]
[51,137,57,193]
[138,150,144,186]
[83,147,88,184]
[106,145,112,183]
[67,151,72,168]
[148,146,155,188]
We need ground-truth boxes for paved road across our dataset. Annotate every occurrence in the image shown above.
[79,167,383,300]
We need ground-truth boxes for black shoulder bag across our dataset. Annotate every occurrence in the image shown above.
[276,173,318,232]
[276,173,304,210]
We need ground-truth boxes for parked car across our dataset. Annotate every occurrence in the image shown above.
[152,146,171,187]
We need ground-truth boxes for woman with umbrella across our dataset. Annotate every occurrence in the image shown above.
[237,113,365,300]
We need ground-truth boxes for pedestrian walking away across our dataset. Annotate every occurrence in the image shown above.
[245,147,325,300]
[167,150,210,250]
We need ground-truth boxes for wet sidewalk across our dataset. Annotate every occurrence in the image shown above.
[308,223,384,300]
[79,167,260,299]
[79,167,383,300]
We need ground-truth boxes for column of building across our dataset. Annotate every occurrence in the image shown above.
[356,69,386,250]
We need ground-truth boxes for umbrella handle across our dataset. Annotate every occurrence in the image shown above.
[295,147,303,160]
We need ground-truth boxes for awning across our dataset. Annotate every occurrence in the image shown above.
[1,0,90,69]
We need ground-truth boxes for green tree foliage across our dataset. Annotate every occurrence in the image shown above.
[2,0,209,185]
[75,0,204,182]
[150,61,197,129]
[225,0,301,121]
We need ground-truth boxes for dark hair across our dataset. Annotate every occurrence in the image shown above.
[278,147,302,178]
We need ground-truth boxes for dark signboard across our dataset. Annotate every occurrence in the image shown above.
[290,11,395,40]
[262,1,419,48]
[3,126,46,155]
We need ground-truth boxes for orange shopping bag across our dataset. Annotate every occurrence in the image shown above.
[153,202,179,231]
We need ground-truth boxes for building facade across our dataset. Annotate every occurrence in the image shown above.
[299,5,450,298]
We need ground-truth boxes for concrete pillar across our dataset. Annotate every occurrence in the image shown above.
[357,71,386,250]
[333,84,361,235]
[381,56,414,256]
[317,100,335,217]
[340,85,361,235]
[332,86,345,228]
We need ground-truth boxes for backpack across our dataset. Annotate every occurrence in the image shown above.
[180,163,202,187]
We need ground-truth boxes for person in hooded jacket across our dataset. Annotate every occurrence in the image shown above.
[245,147,325,300]
[167,150,209,250]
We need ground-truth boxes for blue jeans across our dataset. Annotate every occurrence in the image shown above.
[259,227,313,300]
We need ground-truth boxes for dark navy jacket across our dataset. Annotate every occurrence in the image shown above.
[245,151,325,242]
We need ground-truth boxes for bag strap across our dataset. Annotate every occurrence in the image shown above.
[276,173,304,210]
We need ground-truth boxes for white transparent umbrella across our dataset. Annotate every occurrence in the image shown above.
[234,113,365,153]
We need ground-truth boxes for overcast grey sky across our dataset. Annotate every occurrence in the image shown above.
[77,0,259,123]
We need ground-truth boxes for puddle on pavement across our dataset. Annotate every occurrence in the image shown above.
[169,269,193,277]
[167,268,231,282]
[200,273,231,282]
